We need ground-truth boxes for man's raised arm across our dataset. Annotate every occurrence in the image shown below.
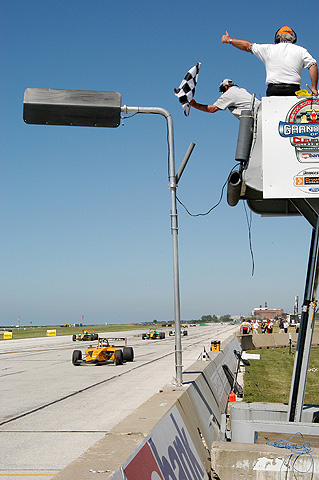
[221,30,252,53]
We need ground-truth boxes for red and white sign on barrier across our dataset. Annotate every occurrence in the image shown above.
[111,406,208,480]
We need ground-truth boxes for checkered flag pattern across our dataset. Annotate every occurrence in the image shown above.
[174,62,201,116]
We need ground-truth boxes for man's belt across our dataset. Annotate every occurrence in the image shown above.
[267,83,300,88]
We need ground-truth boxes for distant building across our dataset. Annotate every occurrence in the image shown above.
[252,303,284,320]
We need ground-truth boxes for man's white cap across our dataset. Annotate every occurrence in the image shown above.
[220,78,233,88]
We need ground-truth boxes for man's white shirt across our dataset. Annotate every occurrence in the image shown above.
[214,86,260,119]
[251,42,316,86]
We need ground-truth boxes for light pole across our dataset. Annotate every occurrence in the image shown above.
[23,89,195,386]
[121,104,182,384]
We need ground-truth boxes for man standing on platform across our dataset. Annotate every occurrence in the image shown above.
[221,27,318,97]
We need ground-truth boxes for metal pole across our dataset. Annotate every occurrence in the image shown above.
[176,142,195,184]
[287,216,319,421]
[121,105,183,385]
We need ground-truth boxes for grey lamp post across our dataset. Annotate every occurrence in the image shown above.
[121,104,182,385]
[23,88,192,386]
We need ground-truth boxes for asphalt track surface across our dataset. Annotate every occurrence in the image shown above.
[0,324,238,479]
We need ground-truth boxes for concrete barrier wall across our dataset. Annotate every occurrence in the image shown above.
[54,335,241,480]
[231,418,319,443]
[183,335,240,445]
[230,401,319,443]
[110,403,210,480]
[237,331,319,350]
[211,441,319,480]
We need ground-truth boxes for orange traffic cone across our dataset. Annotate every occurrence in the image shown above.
[228,391,236,402]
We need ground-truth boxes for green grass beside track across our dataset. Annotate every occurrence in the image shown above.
[243,346,319,405]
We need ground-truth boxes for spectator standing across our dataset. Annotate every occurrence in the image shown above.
[267,319,273,334]
[240,319,251,335]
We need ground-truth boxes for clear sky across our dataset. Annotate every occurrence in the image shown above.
[1,0,317,326]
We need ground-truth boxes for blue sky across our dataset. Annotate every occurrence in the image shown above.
[1,0,317,326]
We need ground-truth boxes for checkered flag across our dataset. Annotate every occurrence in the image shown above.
[174,62,201,116]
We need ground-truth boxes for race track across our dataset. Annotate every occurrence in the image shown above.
[0,324,238,479]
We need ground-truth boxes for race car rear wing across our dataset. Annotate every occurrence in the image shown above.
[98,337,127,346]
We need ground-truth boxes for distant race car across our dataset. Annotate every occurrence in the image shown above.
[72,337,134,366]
[72,330,98,342]
[141,330,165,340]
[169,329,188,336]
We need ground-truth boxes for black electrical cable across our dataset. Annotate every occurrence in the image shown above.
[176,163,240,217]
[122,111,256,273]
[121,113,139,119]
[176,163,256,275]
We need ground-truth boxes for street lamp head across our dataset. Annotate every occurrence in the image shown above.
[23,88,121,128]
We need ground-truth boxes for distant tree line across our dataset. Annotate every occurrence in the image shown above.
[200,314,235,323]
[153,314,240,326]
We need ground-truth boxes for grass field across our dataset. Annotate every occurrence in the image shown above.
[243,346,319,405]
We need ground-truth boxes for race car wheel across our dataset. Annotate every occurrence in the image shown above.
[183,331,188,336]
[142,334,146,340]
[114,350,123,365]
[72,335,76,341]
[123,347,134,362]
[72,350,82,365]
[160,333,165,339]
[93,334,98,340]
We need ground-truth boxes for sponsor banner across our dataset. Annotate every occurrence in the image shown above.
[279,121,319,138]
[46,329,56,336]
[111,405,208,480]
[299,152,319,161]
[262,97,319,198]
[294,169,319,193]
[279,98,319,164]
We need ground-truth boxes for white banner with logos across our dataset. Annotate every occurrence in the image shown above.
[262,96,319,198]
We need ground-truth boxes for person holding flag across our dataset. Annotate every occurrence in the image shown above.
[221,27,318,97]
[189,78,259,120]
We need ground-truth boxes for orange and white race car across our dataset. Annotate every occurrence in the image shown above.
[72,337,134,366]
